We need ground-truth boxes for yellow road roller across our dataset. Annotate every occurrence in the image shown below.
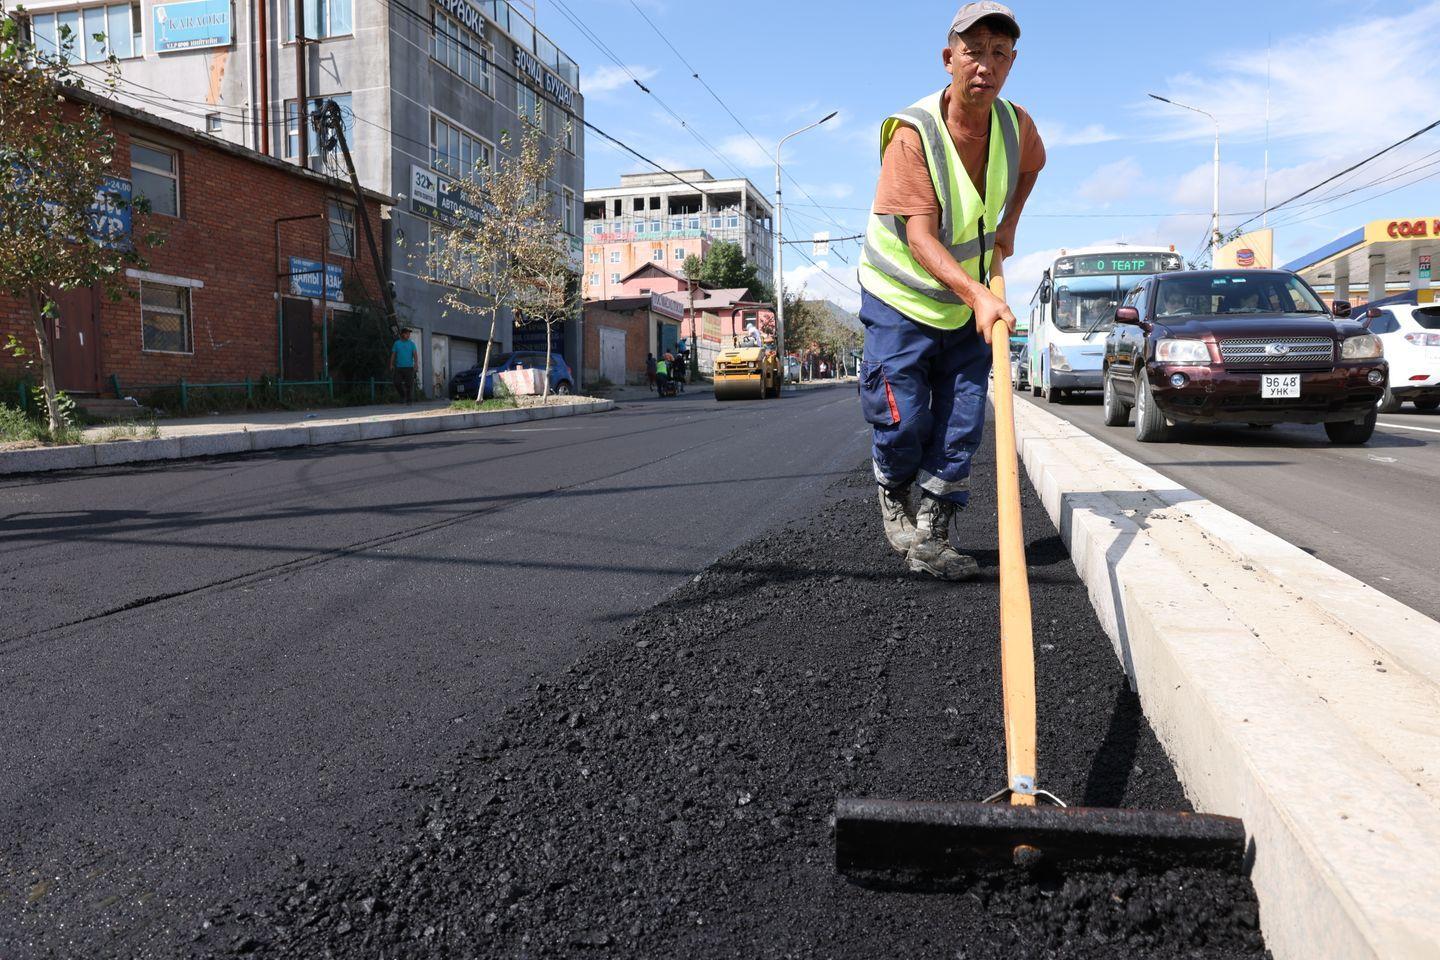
[714,341,782,401]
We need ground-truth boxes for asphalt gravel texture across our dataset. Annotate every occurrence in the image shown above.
[222,443,1269,958]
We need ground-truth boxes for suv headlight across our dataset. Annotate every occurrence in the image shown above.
[1154,339,1210,363]
[1340,333,1383,359]
[1047,343,1072,372]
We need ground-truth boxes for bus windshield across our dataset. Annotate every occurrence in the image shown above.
[1051,275,1123,334]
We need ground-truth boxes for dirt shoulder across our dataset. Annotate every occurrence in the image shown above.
[227,433,1268,959]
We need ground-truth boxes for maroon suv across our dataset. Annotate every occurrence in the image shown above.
[1101,269,1387,444]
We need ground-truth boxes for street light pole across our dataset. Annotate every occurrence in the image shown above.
[1149,94,1221,261]
[774,110,837,380]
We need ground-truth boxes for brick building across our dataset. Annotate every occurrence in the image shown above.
[1,88,390,403]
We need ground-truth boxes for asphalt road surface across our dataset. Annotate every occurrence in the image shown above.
[0,386,868,957]
[1019,390,1440,622]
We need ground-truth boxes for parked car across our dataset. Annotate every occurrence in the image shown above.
[783,356,802,383]
[1363,303,1440,412]
[1101,269,1387,444]
[449,351,575,400]
[1011,342,1030,391]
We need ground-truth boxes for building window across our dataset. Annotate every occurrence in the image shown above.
[140,281,192,353]
[28,2,140,62]
[674,248,685,261]
[327,200,355,258]
[728,215,739,228]
[652,249,663,262]
[516,83,540,127]
[563,188,577,236]
[564,121,574,154]
[609,250,620,264]
[710,216,723,229]
[205,113,223,134]
[287,0,352,40]
[432,8,492,93]
[588,273,598,287]
[591,223,603,236]
[284,94,353,159]
[430,114,491,179]
[610,273,620,285]
[130,141,179,218]
[588,251,599,264]
[688,217,700,230]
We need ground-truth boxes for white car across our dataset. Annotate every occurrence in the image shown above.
[1366,304,1440,412]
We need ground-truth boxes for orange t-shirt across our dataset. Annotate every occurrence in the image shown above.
[873,101,1045,218]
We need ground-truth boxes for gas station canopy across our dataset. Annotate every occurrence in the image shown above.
[1285,218,1440,305]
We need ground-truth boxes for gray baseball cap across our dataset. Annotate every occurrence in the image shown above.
[950,1,1020,40]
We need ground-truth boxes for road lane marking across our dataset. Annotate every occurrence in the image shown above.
[1376,421,1440,435]
[1368,456,1398,463]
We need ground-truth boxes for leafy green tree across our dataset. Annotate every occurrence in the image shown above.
[1,6,157,433]
[424,123,573,402]
[682,241,773,302]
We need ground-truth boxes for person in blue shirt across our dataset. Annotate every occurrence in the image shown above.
[389,328,418,404]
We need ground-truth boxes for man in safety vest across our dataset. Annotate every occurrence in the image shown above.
[859,1,1044,580]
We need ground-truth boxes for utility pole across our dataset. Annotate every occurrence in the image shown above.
[295,0,308,164]
[321,100,399,335]
[1149,94,1221,260]
[774,110,837,379]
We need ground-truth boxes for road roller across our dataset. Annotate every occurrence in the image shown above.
[714,341,782,401]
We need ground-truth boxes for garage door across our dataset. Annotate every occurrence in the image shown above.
[450,337,480,372]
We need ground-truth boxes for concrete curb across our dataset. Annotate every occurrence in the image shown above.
[0,400,616,477]
[1011,400,1440,960]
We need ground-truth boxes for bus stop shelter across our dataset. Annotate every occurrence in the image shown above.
[1284,217,1440,306]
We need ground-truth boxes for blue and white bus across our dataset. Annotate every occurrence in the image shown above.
[1027,244,1184,401]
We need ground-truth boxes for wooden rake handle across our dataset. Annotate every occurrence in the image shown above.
[986,276,1039,807]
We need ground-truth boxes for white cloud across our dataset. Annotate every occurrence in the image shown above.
[784,261,862,313]
[718,134,773,169]
[1078,158,1144,206]
[1150,2,1440,151]
[1039,120,1123,148]
[584,64,659,97]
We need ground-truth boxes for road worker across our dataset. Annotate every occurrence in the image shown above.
[859,1,1045,580]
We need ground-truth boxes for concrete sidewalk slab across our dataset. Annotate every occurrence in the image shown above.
[1,400,614,476]
[1012,400,1440,960]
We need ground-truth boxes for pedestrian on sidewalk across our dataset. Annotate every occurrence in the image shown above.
[673,351,688,392]
[858,2,1045,581]
[646,352,657,392]
[655,353,672,398]
[390,328,418,404]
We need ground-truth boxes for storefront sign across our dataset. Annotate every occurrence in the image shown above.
[409,164,485,228]
[152,0,233,52]
[514,46,575,110]
[90,176,133,249]
[434,0,482,34]
[289,257,344,301]
[651,292,686,320]
[1422,255,1433,281]
[703,315,721,343]
[1385,219,1440,239]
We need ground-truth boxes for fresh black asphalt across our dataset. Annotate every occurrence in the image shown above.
[0,388,868,957]
[2,387,1266,958]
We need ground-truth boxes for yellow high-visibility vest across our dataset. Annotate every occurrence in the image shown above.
[859,91,1020,329]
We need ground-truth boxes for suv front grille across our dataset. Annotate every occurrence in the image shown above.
[1218,336,1334,368]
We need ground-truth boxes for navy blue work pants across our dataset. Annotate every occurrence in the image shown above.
[857,290,991,506]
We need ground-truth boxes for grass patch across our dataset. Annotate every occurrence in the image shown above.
[0,404,85,446]
[94,420,161,443]
[449,397,517,412]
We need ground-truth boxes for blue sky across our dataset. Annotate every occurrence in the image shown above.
[544,0,1440,311]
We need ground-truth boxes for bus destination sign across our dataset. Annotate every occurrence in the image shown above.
[1054,253,1181,277]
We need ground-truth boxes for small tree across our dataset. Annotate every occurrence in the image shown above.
[683,241,772,303]
[1,7,156,433]
[425,123,572,403]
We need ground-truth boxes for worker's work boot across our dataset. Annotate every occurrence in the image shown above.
[878,484,917,555]
[907,493,979,581]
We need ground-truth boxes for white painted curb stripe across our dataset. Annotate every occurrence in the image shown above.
[1011,398,1440,960]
